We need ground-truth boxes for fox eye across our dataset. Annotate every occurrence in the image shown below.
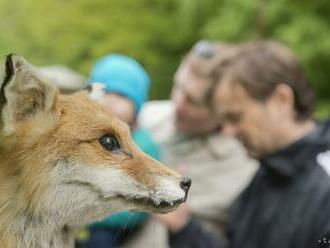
[99,134,121,152]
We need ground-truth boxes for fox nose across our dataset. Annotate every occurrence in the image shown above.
[180,177,192,194]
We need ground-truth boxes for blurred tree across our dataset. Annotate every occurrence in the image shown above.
[0,0,329,101]
[202,0,330,99]
[0,0,224,99]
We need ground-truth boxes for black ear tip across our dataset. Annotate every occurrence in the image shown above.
[6,53,17,64]
[4,53,17,83]
[6,53,17,58]
[0,54,17,106]
[6,53,18,68]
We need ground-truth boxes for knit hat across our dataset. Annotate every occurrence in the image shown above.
[89,54,150,114]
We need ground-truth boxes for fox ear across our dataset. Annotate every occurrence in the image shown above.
[0,54,59,134]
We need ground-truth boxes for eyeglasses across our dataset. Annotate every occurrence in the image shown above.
[192,40,216,59]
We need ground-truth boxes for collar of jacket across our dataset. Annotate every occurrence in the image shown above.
[259,120,330,179]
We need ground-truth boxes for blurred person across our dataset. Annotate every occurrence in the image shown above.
[120,41,256,248]
[76,54,160,248]
[167,40,330,248]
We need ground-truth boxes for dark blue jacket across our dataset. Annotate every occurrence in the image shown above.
[170,120,330,248]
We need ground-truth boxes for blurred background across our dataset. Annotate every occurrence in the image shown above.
[0,0,330,118]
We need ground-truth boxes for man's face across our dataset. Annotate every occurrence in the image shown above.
[213,80,289,159]
[171,63,219,135]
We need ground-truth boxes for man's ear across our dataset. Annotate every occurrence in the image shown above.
[269,83,295,117]
[0,54,59,135]
[271,84,294,105]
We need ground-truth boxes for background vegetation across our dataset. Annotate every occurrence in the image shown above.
[0,0,329,117]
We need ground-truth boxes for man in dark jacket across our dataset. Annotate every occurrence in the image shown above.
[163,40,330,248]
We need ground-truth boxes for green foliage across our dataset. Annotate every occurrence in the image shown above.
[315,100,330,121]
[202,0,330,100]
[0,0,329,106]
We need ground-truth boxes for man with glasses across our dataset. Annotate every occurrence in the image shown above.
[167,40,330,248]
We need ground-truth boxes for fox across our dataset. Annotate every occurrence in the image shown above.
[0,54,191,248]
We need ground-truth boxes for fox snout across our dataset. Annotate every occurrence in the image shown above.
[155,176,191,209]
[180,177,191,199]
[118,151,192,213]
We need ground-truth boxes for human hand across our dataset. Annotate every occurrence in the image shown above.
[154,203,191,233]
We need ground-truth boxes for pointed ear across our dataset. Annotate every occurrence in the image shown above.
[0,54,59,134]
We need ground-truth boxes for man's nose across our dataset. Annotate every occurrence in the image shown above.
[222,123,239,137]
[180,177,192,200]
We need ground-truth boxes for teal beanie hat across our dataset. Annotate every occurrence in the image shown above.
[89,54,150,114]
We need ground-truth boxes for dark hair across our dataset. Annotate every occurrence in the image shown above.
[214,40,314,121]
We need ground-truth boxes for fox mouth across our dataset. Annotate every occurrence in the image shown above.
[64,180,185,213]
[115,194,185,213]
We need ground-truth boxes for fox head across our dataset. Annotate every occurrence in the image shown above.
[0,54,191,227]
